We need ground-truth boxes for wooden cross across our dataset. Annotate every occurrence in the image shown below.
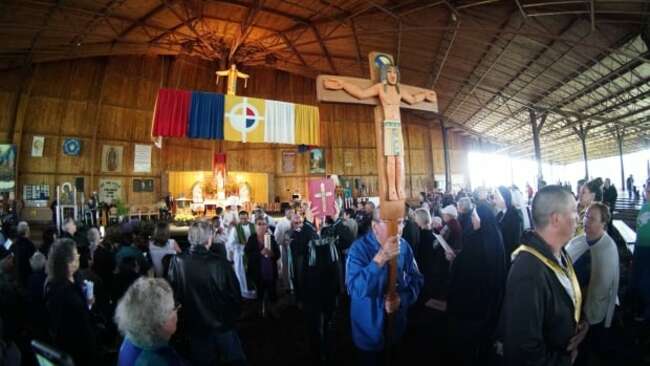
[316,51,438,333]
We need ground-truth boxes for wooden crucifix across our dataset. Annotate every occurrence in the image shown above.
[316,51,438,320]
[216,64,250,95]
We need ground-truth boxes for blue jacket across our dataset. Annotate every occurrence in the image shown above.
[346,231,423,351]
[118,337,186,366]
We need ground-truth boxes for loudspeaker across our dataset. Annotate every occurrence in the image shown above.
[75,177,84,192]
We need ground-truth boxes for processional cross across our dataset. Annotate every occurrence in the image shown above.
[316,51,438,314]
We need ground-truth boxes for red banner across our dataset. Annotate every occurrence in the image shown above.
[308,178,336,218]
[212,153,227,198]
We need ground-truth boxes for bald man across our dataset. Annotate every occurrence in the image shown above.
[503,185,589,365]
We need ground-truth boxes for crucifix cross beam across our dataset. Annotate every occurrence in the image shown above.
[314,182,333,212]
[316,52,438,203]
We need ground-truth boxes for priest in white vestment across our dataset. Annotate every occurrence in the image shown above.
[227,210,257,299]
[274,207,295,292]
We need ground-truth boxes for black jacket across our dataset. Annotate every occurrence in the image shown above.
[402,219,421,257]
[320,218,355,253]
[290,221,319,301]
[91,244,115,291]
[245,233,280,285]
[11,236,35,287]
[503,231,577,366]
[497,208,524,265]
[416,229,449,302]
[45,277,97,365]
[168,245,241,334]
[603,185,617,208]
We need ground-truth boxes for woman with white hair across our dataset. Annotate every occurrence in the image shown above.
[115,277,185,366]
[440,205,463,252]
[510,187,532,230]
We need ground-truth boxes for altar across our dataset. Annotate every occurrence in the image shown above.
[167,170,271,215]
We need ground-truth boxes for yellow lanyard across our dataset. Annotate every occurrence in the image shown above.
[513,245,582,323]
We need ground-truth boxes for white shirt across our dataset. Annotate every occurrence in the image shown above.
[274,218,292,247]
[149,239,177,277]
[566,233,620,327]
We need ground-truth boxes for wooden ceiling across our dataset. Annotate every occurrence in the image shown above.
[1,0,648,164]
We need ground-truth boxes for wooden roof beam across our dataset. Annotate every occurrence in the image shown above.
[311,24,337,74]
[148,16,198,43]
[279,32,307,66]
[350,19,364,76]
[440,9,517,118]
[228,0,262,61]
[469,17,581,131]
[506,113,650,155]
[163,1,221,59]
[116,0,182,41]
[428,15,460,88]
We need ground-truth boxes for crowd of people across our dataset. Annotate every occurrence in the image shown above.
[0,176,648,366]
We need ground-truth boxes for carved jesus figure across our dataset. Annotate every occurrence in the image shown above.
[324,65,436,200]
[216,64,250,96]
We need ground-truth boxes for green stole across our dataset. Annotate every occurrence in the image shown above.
[236,223,255,245]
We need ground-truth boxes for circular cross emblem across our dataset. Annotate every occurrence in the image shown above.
[63,138,81,156]
[225,97,264,143]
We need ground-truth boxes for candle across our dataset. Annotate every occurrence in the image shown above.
[264,233,271,250]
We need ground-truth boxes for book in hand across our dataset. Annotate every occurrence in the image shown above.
[432,232,454,256]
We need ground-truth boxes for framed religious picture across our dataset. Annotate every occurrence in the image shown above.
[31,136,45,157]
[282,151,296,173]
[133,179,154,192]
[62,138,81,156]
[101,145,123,173]
[0,144,16,193]
[309,148,325,174]
[99,179,123,203]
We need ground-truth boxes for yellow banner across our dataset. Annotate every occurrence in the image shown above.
[224,96,266,143]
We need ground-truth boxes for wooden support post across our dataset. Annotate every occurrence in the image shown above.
[89,58,110,194]
[441,119,451,192]
[615,127,625,192]
[11,66,35,201]
[530,109,547,187]
[573,122,590,180]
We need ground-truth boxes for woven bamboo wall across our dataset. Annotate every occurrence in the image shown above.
[0,54,471,213]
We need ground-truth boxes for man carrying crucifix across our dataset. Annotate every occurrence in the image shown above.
[323,64,436,201]
[346,209,423,364]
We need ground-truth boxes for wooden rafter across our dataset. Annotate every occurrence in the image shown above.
[228,0,262,61]
[429,14,459,88]
[163,1,221,59]
[115,1,180,41]
[469,17,582,131]
[311,24,337,74]
[279,32,307,66]
[350,19,364,76]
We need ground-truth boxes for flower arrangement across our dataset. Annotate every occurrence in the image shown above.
[174,213,195,226]
[113,199,129,217]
